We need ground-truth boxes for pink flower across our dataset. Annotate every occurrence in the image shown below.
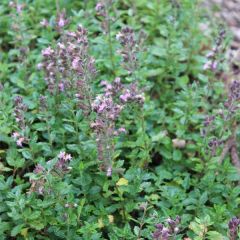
[105,84,113,91]
[58,18,65,28]
[12,132,20,140]
[58,151,66,159]
[212,61,218,70]
[106,167,112,177]
[114,77,121,84]
[65,154,72,161]
[37,63,43,70]
[42,47,54,57]
[98,102,107,112]
[100,80,108,86]
[118,127,126,134]
[203,61,211,70]
[203,60,218,71]
[33,164,45,174]
[72,58,80,70]
[16,4,24,13]
[120,90,131,102]
[96,2,104,12]
[116,32,123,41]
[56,11,69,29]
[57,42,65,49]
[67,31,77,37]
[16,137,24,147]
[58,82,65,92]
[58,151,72,161]
[56,151,72,171]
[206,52,214,58]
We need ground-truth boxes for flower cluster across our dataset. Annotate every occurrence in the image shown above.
[40,9,68,30]
[55,10,69,31]
[91,77,144,175]
[91,78,124,175]
[55,151,72,172]
[208,137,224,156]
[9,1,29,60]
[96,1,107,17]
[224,80,240,116]
[40,19,145,175]
[12,131,26,147]
[228,217,240,240]
[203,115,215,127]
[152,216,181,240]
[40,25,96,109]
[13,96,27,129]
[202,80,240,156]
[29,164,45,195]
[120,83,145,104]
[116,27,146,74]
[95,0,114,34]
[29,151,72,195]
[203,29,225,71]
[9,1,24,13]
[39,95,47,111]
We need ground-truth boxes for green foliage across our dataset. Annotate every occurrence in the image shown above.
[0,0,239,239]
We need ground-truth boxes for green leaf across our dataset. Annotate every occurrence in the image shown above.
[199,191,208,205]
[173,149,182,161]
[176,75,189,88]
[63,124,75,133]
[11,224,25,237]
[207,231,224,240]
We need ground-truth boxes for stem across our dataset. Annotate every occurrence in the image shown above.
[136,106,151,167]
[67,211,70,240]
[55,0,60,13]
[137,206,147,239]
[106,5,115,74]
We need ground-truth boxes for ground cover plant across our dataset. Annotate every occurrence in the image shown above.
[1,0,240,239]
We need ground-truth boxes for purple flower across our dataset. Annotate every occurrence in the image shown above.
[96,2,104,12]
[95,1,106,17]
[33,164,45,174]
[152,217,181,240]
[229,217,240,240]
[16,4,24,13]
[37,63,43,70]
[56,10,69,30]
[13,96,27,129]
[40,24,95,98]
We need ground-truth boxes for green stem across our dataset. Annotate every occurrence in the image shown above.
[67,211,70,240]
[106,6,115,74]
[137,206,147,239]
[55,0,60,12]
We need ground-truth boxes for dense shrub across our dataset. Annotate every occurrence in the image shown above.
[0,0,240,239]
